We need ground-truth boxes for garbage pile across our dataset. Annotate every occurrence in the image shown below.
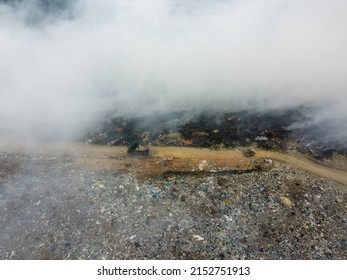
[83,108,346,160]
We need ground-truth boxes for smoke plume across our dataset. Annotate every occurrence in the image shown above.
[0,0,346,143]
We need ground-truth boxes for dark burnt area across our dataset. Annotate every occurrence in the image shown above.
[83,107,346,160]
[178,110,300,149]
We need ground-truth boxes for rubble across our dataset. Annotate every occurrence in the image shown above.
[83,108,347,159]
[0,149,346,260]
[0,106,346,260]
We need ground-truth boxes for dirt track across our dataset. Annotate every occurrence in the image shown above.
[1,141,346,185]
[255,150,347,186]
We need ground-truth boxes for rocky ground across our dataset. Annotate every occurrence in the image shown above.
[0,147,346,260]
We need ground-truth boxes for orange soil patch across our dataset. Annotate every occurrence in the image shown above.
[73,146,256,178]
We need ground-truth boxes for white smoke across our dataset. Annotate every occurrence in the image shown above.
[0,0,346,141]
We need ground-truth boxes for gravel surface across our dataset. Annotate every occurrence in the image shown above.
[0,151,346,260]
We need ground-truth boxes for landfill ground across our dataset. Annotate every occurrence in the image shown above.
[0,142,346,260]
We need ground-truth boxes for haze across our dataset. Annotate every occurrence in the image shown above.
[0,0,346,142]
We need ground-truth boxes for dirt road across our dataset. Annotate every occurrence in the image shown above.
[1,141,346,185]
[255,150,347,186]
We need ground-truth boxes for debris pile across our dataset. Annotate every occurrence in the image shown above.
[0,152,345,260]
[1,107,346,260]
[84,108,346,160]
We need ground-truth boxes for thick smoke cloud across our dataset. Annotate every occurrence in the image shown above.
[0,0,346,142]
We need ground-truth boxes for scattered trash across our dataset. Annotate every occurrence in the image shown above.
[225,199,233,206]
[127,140,141,153]
[143,147,150,155]
[127,140,150,155]
[193,235,204,241]
[129,235,137,240]
[181,139,193,145]
[163,157,173,161]
[2,104,347,260]
[83,110,346,161]
[243,148,255,157]
[199,160,208,171]
[281,197,294,208]
[255,136,268,141]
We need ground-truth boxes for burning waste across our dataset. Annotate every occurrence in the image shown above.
[0,0,346,261]
[84,107,347,161]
